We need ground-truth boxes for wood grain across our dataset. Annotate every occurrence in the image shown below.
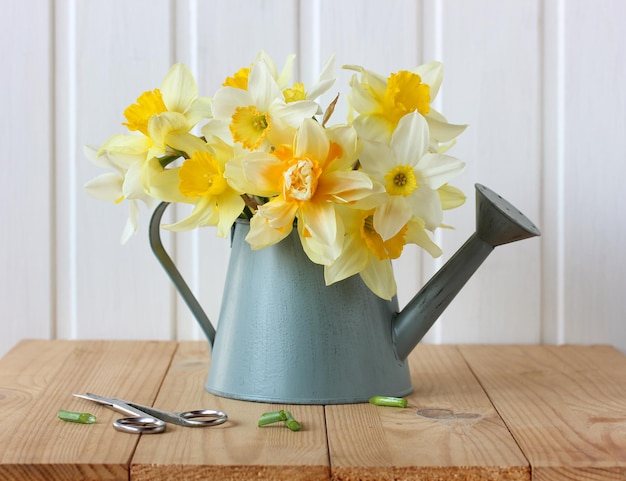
[459,345,626,481]
[0,340,178,481]
[131,341,330,481]
[4,341,626,481]
[326,344,529,481]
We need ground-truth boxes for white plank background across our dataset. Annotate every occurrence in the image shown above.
[2,0,625,358]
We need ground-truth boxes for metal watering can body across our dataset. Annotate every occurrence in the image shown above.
[149,184,540,404]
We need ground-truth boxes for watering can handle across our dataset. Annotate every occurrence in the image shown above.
[148,202,216,346]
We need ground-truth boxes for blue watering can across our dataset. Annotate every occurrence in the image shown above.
[149,184,540,404]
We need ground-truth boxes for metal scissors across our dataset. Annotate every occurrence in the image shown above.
[73,392,228,434]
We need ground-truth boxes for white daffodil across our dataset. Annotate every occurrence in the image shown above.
[344,62,467,147]
[209,58,320,151]
[84,145,155,244]
[358,111,465,241]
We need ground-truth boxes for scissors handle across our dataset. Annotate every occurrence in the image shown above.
[177,409,228,427]
[113,416,166,434]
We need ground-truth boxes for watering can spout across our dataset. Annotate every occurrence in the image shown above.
[392,184,541,361]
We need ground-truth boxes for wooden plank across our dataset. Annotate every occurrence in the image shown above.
[459,345,626,480]
[326,344,529,480]
[131,341,329,481]
[0,340,178,481]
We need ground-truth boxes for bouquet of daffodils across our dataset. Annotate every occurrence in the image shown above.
[85,51,467,300]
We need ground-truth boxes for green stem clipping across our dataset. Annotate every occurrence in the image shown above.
[258,410,302,431]
[368,396,408,408]
[57,409,97,424]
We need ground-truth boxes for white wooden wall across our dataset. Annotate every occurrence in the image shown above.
[2,0,626,358]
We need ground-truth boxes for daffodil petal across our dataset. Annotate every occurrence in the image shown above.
[317,170,375,203]
[325,125,359,171]
[125,161,155,201]
[406,218,442,258]
[161,63,197,113]
[345,66,387,98]
[359,258,396,300]
[307,54,336,100]
[165,131,209,156]
[373,195,412,241]
[185,97,212,127]
[426,113,468,143]
[417,153,465,189]
[295,118,329,162]
[241,152,284,196]
[215,193,245,238]
[248,60,282,111]
[98,134,152,157]
[359,139,395,179]
[408,187,443,231]
[201,119,233,144]
[277,53,296,89]
[414,61,443,100]
[147,111,191,149]
[353,114,393,143]
[84,145,112,169]
[211,87,252,120]
[391,111,429,164]
[347,73,379,115]
[246,213,293,250]
[324,233,369,285]
[164,197,216,232]
[258,197,298,230]
[148,166,191,204]
[271,100,319,128]
[84,173,123,202]
[120,200,140,245]
[439,184,466,210]
[298,201,339,247]
[298,220,343,266]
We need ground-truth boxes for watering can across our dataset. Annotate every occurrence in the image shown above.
[149,184,540,404]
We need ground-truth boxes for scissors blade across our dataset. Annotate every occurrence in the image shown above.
[73,393,152,419]
[124,402,186,425]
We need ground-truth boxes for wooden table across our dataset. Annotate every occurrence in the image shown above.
[1,340,626,480]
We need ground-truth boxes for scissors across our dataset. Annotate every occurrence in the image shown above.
[73,392,228,434]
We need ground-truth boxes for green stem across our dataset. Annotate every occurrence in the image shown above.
[258,410,286,427]
[57,409,97,424]
[282,411,302,432]
[368,396,408,408]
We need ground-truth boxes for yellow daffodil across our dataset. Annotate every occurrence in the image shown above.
[98,64,212,194]
[161,132,245,238]
[325,207,442,300]
[101,63,210,156]
[209,58,320,151]
[242,119,381,265]
[344,62,466,146]
[359,111,465,241]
